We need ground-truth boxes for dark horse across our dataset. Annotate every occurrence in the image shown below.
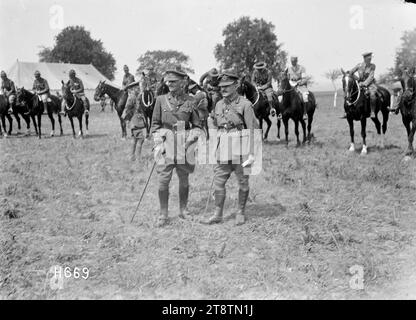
[0,94,14,137]
[94,81,128,138]
[395,67,416,156]
[61,81,89,138]
[237,76,279,140]
[341,69,390,154]
[277,69,316,146]
[16,87,46,139]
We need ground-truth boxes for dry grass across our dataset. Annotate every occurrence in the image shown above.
[1,92,416,299]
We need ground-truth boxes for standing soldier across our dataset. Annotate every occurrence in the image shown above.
[342,52,377,119]
[120,64,138,124]
[202,71,259,226]
[1,71,16,114]
[252,61,275,115]
[32,70,51,108]
[151,68,203,227]
[199,68,222,109]
[188,79,209,135]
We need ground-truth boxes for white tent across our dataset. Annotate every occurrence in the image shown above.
[7,60,119,102]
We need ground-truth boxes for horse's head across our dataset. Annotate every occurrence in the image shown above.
[400,67,416,102]
[94,80,106,101]
[277,68,291,91]
[341,68,359,103]
[61,80,72,102]
[16,87,28,105]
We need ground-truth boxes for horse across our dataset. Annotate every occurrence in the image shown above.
[237,76,278,140]
[16,87,44,138]
[396,67,416,156]
[276,69,316,146]
[33,92,63,137]
[61,81,89,138]
[0,94,14,137]
[341,69,390,154]
[94,81,128,139]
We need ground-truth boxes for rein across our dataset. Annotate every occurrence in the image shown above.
[64,90,77,111]
[142,90,154,108]
[345,79,361,106]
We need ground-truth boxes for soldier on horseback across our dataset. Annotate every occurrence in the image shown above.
[252,61,275,117]
[199,68,221,108]
[342,52,378,119]
[140,64,158,93]
[63,69,89,115]
[287,56,309,120]
[1,71,16,114]
[32,71,51,108]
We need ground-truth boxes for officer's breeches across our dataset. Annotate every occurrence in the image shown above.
[156,163,195,191]
[214,163,249,192]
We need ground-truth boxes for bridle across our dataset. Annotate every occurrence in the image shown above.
[63,85,77,110]
[343,75,361,106]
[240,80,260,106]
[141,89,154,108]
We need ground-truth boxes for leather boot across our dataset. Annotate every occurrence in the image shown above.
[235,189,249,226]
[201,190,225,225]
[156,189,169,227]
[178,186,191,219]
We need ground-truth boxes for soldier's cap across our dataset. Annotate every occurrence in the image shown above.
[34,70,41,76]
[69,69,76,75]
[123,65,129,69]
[362,52,373,58]
[164,67,188,81]
[188,79,198,90]
[1,71,6,77]
[208,68,219,77]
[218,71,239,87]
[253,62,267,70]
[290,56,298,60]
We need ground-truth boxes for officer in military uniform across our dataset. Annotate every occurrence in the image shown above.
[188,79,209,134]
[342,52,378,118]
[202,71,259,226]
[32,70,51,107]
[151,68,203,227]
[63,69,89,114]
[252,62,275,115]
[120,64,138,122]
[286,56,309,120]
[199,68,222,109]
[1,71,16,114]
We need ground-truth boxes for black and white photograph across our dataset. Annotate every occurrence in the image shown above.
[1,0,416,303]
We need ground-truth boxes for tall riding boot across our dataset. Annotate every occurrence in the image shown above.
[178,186,191,219]
[235,189,249,226]
[202,190,225,225]
[157,189,169,227]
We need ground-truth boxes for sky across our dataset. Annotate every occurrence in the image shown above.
[1,0,416,91]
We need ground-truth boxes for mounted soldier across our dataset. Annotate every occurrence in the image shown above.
[32,70,51,107]
[188,79,209,136]
[202,71,259,226]
[151,67,203,227]
[199,68,222,109]
[287,56,309,120]
[251,61,275,116]
[140,64,158,93]
[1,71,16,114]
[63,69,89,115]
[342,52,378,119]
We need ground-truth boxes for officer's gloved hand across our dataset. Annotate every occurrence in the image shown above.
[242,154,255,167]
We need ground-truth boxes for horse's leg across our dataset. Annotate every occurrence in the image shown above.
[69,116,76,138]
[277,118,281,141]
[119,116,126,139]
[409,119,416,156]
[58,114,63,136]
[258,117,264,140]
[6,114,13,136]
[85,112,89,136]
[37,113,42,139]
[1,115,8,136]
[381,110,389,148]
[294,120,301,147]
[361,118,367,155]
[264,116,272,140]
[283,117,289,146]
[48,111,55,137]
[23,115,30,136]
[78,115,83,138]
[300,118,307,144]
[371,113,381,148]
[14,112,21,132]
[348,117,355,152]
[31,115,38,135]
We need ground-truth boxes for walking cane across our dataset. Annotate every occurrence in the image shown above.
[130,160,157,223]
[203,131,221,216]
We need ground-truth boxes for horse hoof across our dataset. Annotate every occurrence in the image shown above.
[276,137,281,142]
[361,148,368,155]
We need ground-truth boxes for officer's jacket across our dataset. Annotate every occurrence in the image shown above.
[1,78,16,94]
[288,65,306,82]
[350,62,376,87]
[252,69,272,87]
[151,92,201,133]
[122,73,135,87]
[68,77,85,93]
[213,94,259,130]
[32,78,50,93]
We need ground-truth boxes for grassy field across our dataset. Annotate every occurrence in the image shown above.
[1,92,416,299]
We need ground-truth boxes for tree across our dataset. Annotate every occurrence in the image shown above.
[136,50,194,79]
[214,16,287,78]
[324,69,342,107]
[393,28,416,76]
[38,25,116,80]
